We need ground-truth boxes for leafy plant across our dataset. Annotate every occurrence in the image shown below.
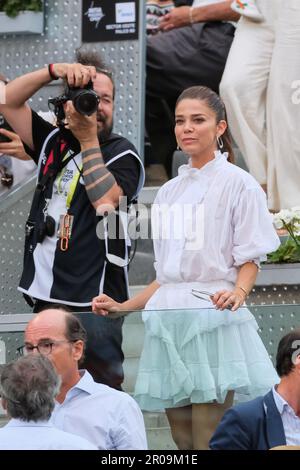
[267,207,300,263]
[0,0,42,18]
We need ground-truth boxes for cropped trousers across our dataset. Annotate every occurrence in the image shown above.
[220,0,300,210]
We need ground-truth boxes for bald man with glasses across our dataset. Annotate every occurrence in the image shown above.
[21,306,147,450]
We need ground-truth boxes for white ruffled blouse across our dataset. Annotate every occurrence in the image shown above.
[151,151,280,287]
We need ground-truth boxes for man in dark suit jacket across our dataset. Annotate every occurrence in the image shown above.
[210,329,300,450]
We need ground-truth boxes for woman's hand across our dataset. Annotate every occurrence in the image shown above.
[212,289,246,312]
[92,294,123,317]
[159,7,191,32]
[0,129,31,160]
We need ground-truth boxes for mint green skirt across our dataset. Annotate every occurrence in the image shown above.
[134,308,278,411]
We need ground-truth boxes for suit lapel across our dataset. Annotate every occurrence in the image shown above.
[264,390,286,448]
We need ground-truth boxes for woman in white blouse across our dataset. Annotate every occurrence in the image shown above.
[92,86,280,449]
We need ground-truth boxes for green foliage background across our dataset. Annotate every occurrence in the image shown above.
[0,1,42,17]
[267,237,300,264]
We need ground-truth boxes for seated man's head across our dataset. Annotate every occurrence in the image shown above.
[24,307,87,398]
[276,328,300,379]
[75,48,115,141]
[0,355,60,422]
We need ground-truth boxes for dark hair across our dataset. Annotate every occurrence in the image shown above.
[175,86,234,163]
[75,47,115,99]
[0,355,60,422]
[65,312,87,363]
[36,303,87,360]
[276,329,300,377]
[65,313,87,346]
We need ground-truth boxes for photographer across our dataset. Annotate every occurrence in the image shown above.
[0,50,144,390]
[0,128,36,191]
[0,73,35,193]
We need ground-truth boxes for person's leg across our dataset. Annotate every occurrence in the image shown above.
[165,405,193,450]
[33,299,53,313]
[191,391,234,450]
[146,21,235,174]
[33,301,124,390]
[220,14,277,189]
[77,313,124,390]
[146,94,177,177]
[147,22,235,100]
[266,0,300,210]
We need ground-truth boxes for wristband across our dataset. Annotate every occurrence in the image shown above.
[48,64,59,81]
[236,286,248,297]
[189,7,195,24]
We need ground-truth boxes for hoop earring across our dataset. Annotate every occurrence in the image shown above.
[217,135,224,149]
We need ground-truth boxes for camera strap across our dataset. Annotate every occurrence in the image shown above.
[23,133,80,307]
[25,133,75,237]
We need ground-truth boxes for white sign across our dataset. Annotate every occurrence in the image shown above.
[84,1,105,28]
[115,2,135,24]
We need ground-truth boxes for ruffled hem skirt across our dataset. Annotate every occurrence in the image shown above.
[134,282,278,411]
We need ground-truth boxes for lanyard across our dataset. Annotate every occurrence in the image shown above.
[56,152,82,210]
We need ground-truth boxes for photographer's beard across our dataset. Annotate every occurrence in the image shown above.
[97,112,113,143]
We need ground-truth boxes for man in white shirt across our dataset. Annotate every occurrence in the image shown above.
[0,355,97,450]
[145,0,239,177]
[22,307,147,450]
[210,329,300,449]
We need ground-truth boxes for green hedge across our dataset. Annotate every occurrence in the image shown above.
[0,0,42,18]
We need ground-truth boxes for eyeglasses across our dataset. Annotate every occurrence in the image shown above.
[17,340,76,357]
[191,289,214,302]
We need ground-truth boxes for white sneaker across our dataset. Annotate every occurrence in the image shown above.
[231,0,264,22]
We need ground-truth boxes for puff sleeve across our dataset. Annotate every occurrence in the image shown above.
[232,186,280,267]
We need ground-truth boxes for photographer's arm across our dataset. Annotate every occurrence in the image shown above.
[65,101,122,213]
[0,63,96,150]
[82,142,122,214]
[1,68,54,149]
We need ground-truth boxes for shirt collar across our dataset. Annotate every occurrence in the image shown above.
[178,150,228,178]
[62,369,99,402]
[272,386,297,417]
[6,418,52,428]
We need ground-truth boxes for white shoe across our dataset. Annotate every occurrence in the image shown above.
[231,1,264,22]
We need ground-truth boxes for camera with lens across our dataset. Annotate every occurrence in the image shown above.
[48,80,99,125]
